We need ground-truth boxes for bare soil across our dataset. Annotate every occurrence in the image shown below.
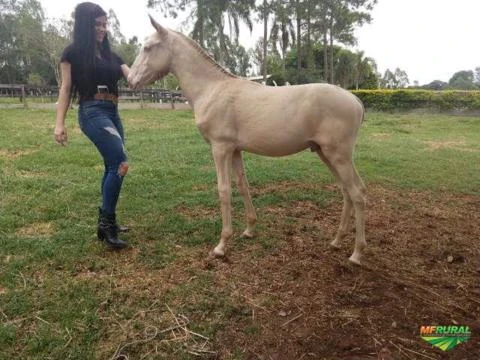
[207,184,480,359]
[99,184,479,360]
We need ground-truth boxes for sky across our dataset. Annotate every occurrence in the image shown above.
[38,0,480,85]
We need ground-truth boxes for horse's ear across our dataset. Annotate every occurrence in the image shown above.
[149,15,168,38]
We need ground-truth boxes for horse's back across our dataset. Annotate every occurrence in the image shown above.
[233,80,363,133]
[232,80,362,124]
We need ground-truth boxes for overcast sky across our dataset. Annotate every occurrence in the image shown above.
[39,0,480,85]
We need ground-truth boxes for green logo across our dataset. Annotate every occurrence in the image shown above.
[420,325,471,351]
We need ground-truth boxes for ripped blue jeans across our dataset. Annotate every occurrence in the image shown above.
[78,100,127,215]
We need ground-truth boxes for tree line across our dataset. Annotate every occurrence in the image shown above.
[148,0,380,88]
[0,0,140,87]
[2,0,479,91]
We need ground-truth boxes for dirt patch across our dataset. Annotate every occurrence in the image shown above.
[91,184,479,359]
[208,184,480,359]
[250,181,323,196]
[176,204,217,219]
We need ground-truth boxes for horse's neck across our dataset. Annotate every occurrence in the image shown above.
[170,34,232,104]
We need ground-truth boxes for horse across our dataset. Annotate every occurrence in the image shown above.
[128,16,367,265]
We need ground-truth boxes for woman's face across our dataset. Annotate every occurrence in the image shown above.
[95,15,107,43]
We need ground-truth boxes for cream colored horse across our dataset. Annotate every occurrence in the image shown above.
[128,16,367,264]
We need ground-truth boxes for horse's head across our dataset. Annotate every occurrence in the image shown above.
[128,16,172,90]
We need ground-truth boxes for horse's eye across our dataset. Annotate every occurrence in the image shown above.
[144,45,152,52]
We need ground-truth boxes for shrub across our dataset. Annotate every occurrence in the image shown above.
[351,90,480,112]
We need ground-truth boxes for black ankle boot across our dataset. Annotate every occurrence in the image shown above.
[116,223,130,233]
[99,209,129,233]
[97,208,129,249]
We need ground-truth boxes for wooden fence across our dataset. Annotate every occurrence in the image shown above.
[0,84,187,104]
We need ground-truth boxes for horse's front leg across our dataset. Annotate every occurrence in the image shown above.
[232,150,256,238]
[211,144,234,257]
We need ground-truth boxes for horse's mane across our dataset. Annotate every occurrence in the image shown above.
[173,30,238,79]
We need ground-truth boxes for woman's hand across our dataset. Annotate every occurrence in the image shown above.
[54,124,68,145]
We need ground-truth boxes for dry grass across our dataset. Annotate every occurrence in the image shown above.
[15,222,55,238]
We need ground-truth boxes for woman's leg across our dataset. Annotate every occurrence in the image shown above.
[101,107,128,214]
[79,102,128,215]
[78,101,129,249]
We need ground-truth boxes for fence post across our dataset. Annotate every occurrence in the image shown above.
[22,85,28,109]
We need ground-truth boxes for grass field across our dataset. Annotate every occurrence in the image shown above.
[0,108,479,359]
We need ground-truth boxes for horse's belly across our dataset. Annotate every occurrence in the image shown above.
[239,135,309,157]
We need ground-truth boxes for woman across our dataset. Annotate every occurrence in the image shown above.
[54,2,130,249]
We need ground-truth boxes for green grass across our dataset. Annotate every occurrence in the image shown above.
[0,108,479,359]
[358,112,480,191]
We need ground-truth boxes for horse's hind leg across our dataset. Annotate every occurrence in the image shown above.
[316,149,354,249]
[331,187,354,248]
[232,150,256,238]
[319,147,366,264]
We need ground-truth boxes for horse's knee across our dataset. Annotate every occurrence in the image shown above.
[217,184,231,202]
[354,196,366,210]
[118,162,129,176]
[349,188,366,210]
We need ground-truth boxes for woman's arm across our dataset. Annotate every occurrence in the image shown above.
[54,62,72,146]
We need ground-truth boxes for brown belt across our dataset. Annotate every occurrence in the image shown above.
[93,93,118,103]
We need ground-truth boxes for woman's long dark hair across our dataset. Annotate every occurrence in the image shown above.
[71,2,113,99]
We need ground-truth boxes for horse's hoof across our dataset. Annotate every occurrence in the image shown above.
[241,230,254,239]
[212,246,225,257]
[348,253,362,265]
[330,240,341,249]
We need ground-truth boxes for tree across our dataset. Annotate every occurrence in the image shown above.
[269,0,296,76]
[0,0,47,83]
[280,39,377,88]
[422,80,448,90]
[380,69,394,89]
[0,1,22,82]
[41,17,71,85]
[113,37,141,67]
[258,0,269,82]
[449,70,476,90]
[148,0,255,67]
[107,9,126,45]
[380,67,409,89]
[293,0,304,72]
[360,70,378,89]
[0,1,140,86]
[223,39,251,76]
[335,48,357,88]
[313,0,376,84]
[394,67,409,88]
[353,50,377,89]
[474,67,480,87]
[206,1,254,65]
[250,38,265,75]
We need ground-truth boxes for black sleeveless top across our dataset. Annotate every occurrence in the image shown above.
[61,44,125,99]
